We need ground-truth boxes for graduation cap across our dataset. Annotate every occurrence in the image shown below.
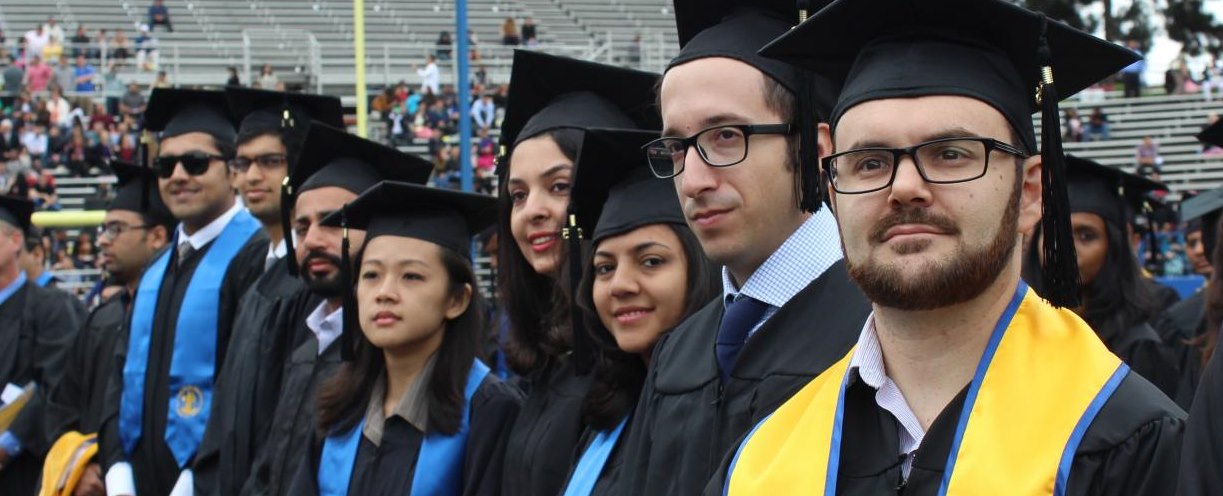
[0,196,34,234]
[143,88,236,145]
[497,50,661,172]
[1198,119,1223,149]
[761,0,1141,308]
[226,87,345,140]
[319,181,497,360]
[1066,155,1166,229]
[109,160,175,232]
[669,0,836,213]
[1181,188,1223,259]
[280,122,433,276]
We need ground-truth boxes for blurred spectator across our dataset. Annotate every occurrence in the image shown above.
[256,64,278,89]
[387,103,408,146]
[43,39,65,66]
[24,26,50,62]
[3,56,24,95]
[1063,108,1083,143]
[468,29,480,46]
[406,87,423,116]
[73,54,98,93]
[102,63,125,115]
[46,86,72,128]
[153,70,171,89]
[34,169,58,210]
[370,87,394,120]
[501,17,521,46]
[89,101,114,130]
[1136,136,1163,178]
[53,54,74,92]
[116,133,137,161]
[627,34,642,67]
[135,26,160,71]
[20,124,48,160]
[522,17,539,46]
[73,233,97,268]
[471,92,495,131]
[0,29,6,46]
[51,248,73,271]
[436,31,453,61]
[1085,107,1110,141]
[119,82,146,120]
[62,128,91,176]
[225,66,241,87]
[415,55,440,96]
[1204,113,1223,156]
[149,0,174,32]
[112,29,131,63]
[93,28,109,61]
[43,18,65,45]
[69,26,90,58]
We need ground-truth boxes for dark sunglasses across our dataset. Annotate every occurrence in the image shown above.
[154,152,227,178]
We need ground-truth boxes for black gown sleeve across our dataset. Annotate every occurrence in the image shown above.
[8,287,87,455]
[284,428,324,496]
[1178,338,1223,496]
[98,317,130,471]
[215,235,269,368]
[462,377,523,496]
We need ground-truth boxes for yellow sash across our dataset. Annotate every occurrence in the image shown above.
[39,431,98,496]
[725,284,1127,495]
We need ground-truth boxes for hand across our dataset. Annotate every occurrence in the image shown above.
[73,463,105,496]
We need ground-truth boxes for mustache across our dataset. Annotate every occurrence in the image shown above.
[870,206,960,243]
[301,251,342,269]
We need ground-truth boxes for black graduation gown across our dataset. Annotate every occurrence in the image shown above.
[563,419,632,495]
[287,375,523,496]
[501,357,592,496]
[1155,290,1204,344]
[1178,338,1223,496]
[0,281,87,495]
[42,292,128,442]
[193,256,309,496]
[242,292,334,496]
[617,260,871,496]
[1102,322,1184,404]
[98,234,268,496]
[704,371,1184,495]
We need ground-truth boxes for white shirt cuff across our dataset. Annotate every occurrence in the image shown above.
[105,461,137,496]
[168,469,193,496]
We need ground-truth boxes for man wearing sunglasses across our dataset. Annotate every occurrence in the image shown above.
[616,1,870,494]
[192,88,344,496]
[101,88,268,496]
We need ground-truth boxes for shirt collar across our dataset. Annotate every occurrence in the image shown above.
[362,354,438,445]
[722,207,843,308]
[266,238,287,262]
[175,201,243,250]
[847,314,887,389]
[0,271,28,308]
[305,301,343,355]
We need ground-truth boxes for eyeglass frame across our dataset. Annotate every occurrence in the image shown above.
[820,137,1031,195]
[154,152,230,179]
[228,153,289,173]
[641,123,795,179]
[97,221,150,239]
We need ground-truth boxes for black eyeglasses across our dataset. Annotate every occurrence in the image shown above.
[228,153,288,173]
[97,221,149,239]
[642,124,794,179]
[821,137,1030,195]
[154,152,227,178]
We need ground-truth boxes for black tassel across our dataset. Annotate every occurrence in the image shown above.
[281,178,298,277]
[340,205,357,361]
[1036,16,1081,308]
[563,212,593,375]
[138,131,152,211]
[797,72,824,213]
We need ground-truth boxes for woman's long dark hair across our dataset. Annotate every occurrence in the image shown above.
[1198,217,1223,366]
[497,128,584,375]
[317,243,487,436]
[575,224,720,430]
[1025,220,1163,343]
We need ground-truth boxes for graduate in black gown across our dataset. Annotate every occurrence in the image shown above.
[242,123,432,496]
[98,88,269,496]
[192,88,345,496]
[288,181,522,495]
[495,50,661,496]
[557,129,719,495]
[716,1,1184,494]
[1179,321,1223,494]
[1020,156,1185,402]
[615,2,872,494]
[0,196,88,495]
[37,161,175,496]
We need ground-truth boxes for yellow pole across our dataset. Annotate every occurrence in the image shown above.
[354,0,368,138]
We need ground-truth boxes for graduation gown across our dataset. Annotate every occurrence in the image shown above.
[1178,338,1223,495]
[287,374,522,496]
[617,261,870,496]
[501,356,592,496]
[1102,322,1184,404]
[193,256,309,496]
[99,233,268,496]
[42,292,129,442]
[241,292,334,496]
[562,418,632,496]
[0,280,87,494]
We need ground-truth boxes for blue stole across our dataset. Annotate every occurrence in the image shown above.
[561,416,630,496]
[318,359,491,496]
[34,272,53,287]
[119,209,260,467]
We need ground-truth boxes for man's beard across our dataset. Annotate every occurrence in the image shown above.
[301,251,346,298]
[847,181,1020,311]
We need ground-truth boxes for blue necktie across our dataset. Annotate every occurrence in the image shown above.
[715,296,769,384]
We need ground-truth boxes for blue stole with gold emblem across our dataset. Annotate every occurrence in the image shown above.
[561,416,630,496]
[318,359,491,496]
[119,209,260,467]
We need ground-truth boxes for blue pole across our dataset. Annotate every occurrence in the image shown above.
[456,0,473,192]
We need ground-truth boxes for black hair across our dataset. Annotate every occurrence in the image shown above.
[575,224,720,430]
[496,127,584,375]
[317,242,486,436]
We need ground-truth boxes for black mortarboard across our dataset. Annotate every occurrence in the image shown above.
[497,50,661,169]
[320,181,496,360]
[110,160,175,231]
[1182,188,1223,258]
[572,128,686,245]
[669,0,836,212]
[1200,120,1223,148]
[762,0,1140,308]
[226,87,345,138]
[143,88,236,145]
[1066,155,1166,230]
[282,123,433,276]
[0,196,34,233]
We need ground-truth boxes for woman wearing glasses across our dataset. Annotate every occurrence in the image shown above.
[495,51,661,496]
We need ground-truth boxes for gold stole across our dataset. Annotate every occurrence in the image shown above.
[725,284,1127,495]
